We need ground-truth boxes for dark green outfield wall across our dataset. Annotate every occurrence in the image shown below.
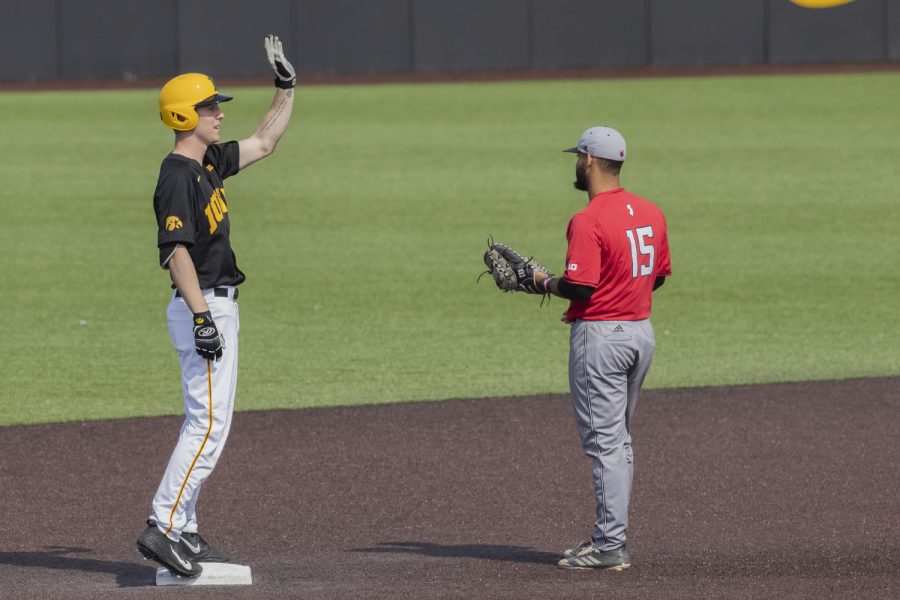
[0,0,897,82]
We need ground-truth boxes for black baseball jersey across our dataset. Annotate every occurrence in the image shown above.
[154,141,245,289]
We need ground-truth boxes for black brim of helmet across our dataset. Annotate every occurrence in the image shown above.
[195,93,233,107]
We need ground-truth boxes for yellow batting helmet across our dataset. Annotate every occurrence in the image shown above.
[789,0,855,6]
[158,73,233,131]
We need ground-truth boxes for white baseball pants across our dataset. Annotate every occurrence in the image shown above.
[149,288,239,540]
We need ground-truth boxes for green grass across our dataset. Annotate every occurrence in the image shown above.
[1,72,899,426]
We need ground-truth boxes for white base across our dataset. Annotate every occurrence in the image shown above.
[156,562,252,586]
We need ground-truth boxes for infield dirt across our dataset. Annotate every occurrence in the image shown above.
[1,377,898,599]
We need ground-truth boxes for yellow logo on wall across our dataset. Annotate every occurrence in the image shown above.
[790,0,855,7]
[165,216,183,231]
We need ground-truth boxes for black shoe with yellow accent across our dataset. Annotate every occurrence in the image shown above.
[179,531,230,562]
[136,523,202,578]
[557,543,631,571]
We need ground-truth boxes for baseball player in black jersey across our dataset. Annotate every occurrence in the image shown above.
[136,35,296,578]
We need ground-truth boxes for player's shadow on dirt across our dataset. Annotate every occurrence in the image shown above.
[351,541,559,565]
[0,546,155,588]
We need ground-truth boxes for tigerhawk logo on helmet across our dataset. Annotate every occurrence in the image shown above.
[158,73,233,131]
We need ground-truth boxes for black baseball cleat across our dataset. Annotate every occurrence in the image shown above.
[179,531,230,562]
[557,543,631,571]
[562,539,593,558]
[136,523,202,578]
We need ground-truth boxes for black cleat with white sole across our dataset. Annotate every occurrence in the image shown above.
[179,531,230,562]
[136,523,202,578]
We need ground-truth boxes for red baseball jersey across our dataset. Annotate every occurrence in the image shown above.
[563,188,671,321]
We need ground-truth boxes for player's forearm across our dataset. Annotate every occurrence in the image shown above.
[541,276,564,298]
[168,246,209,313]
[251,88,294,153]
[536,273,595,301]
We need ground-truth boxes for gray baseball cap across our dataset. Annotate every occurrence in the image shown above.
[563,126,626,161]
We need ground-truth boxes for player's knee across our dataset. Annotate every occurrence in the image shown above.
[581,435,629,461]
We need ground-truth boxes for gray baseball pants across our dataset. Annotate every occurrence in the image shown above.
[568,319,656,551]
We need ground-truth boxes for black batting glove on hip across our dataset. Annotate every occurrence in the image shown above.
[193,311,225,361]
[265,34,296,89]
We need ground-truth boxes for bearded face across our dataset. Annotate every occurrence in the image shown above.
[573,153,589,191]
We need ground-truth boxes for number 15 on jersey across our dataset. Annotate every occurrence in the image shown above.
[625,226,655,279]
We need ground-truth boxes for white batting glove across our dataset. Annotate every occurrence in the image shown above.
[265,34,296,89]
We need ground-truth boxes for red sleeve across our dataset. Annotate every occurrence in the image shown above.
[656,215,672,277]
[564,212,601,286]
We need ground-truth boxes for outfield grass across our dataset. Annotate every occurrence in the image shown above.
[1,72,898,426]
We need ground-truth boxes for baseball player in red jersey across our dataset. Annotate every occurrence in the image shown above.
[135,36,296,578]
[535,126,671,571]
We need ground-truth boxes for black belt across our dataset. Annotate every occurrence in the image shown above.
[175,287,238,300]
